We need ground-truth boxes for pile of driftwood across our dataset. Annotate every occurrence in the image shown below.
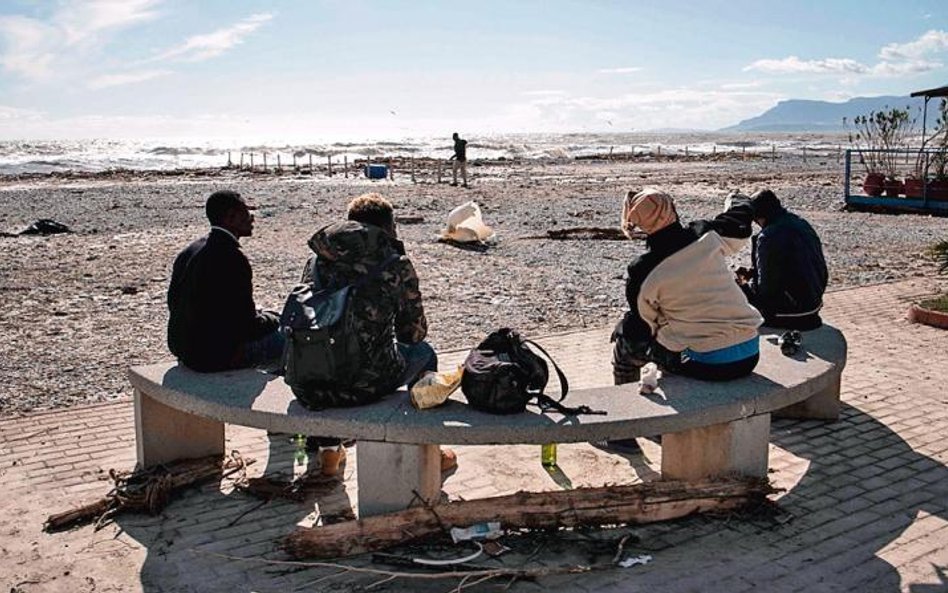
[284,477,776,559]
[44,452,253,532]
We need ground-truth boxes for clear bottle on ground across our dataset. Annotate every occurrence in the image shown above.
[541,443,557,467]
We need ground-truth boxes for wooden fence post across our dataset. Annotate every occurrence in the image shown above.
[344,155,349,178]
[328,156,333,177]
[263,153,267,172]
[389,158,394,181]
[411,156,416,183]
[239,152,244,169]
[250,153,254,171]
[277,154,282,172]
[437,160,443,184]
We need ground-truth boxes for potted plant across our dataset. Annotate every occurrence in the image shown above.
[847,107,914,196]
[908,240,948,328]
[907,99,948,199]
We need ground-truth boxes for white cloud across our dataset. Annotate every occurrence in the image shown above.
[0,103,44,120]
[88,69,172,89]
[508,87,784,130]
[0,16,58,80]
[743,30,948,82]
[0,1,161,82]
[54,0,161,47]
[879,30,948,61]
[521,90,567,96]
[744,56,869,74]
[871,59,942,76]
[152,13,273,62]
[597,67,642,74]
[720,81,762,90]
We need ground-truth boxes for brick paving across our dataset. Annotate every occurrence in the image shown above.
[2,278,946,593]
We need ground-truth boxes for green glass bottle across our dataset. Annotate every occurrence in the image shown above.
[293,434,308,466]
[541,443,557,467]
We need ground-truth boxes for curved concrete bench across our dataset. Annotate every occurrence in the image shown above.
[130,325,846,516]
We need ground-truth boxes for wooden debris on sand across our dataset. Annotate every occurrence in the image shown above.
[44,452,253,532]
[285,477,777,558]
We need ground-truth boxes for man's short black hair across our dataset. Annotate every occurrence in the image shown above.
[205,190,245,225]
[347,193,394,230]
[750,189,782,220]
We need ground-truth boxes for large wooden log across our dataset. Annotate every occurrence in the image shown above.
[285,477,775,558]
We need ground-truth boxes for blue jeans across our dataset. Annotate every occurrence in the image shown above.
[397,341,438,388]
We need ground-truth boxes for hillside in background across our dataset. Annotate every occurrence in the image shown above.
[723,95,941,132]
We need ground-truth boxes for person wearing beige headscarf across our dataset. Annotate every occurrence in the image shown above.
[612,188,764,389]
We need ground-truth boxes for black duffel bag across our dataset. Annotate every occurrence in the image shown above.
[461,328,604,416]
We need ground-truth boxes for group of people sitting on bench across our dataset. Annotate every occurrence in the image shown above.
[165,186,828,474]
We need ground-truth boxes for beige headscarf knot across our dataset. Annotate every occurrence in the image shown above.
[621,188,678,237]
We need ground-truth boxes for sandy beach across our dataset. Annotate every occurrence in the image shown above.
[1,154,946,416]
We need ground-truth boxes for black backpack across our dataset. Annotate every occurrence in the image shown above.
[280,254,399,409]
[460,328,604,416]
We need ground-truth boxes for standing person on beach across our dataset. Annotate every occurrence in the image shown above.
[736,189,828,330]
[449,132,468,187]
[612,188,763,386]
[167,190,283,372]
[295,192,456,476]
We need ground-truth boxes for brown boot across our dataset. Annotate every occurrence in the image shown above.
[318,446,347,477]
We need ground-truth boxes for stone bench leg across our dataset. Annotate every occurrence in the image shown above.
[661,414,770,481]
[774,372,841,421]
[134,389,225,468]
[356,442,440,517]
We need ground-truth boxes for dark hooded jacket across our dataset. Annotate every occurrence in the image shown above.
[744,207,828,330]
[300,220,427,404]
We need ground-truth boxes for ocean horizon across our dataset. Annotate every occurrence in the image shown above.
[0,131,852,175]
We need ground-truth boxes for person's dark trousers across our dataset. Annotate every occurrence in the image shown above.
[237,328,285,369]
[308,341,438,451]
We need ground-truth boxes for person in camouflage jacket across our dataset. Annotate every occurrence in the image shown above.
[299,193,435,408]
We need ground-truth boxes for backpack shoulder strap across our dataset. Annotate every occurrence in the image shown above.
[522,338,569,402]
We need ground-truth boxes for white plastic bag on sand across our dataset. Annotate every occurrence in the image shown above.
[440,201,495,243]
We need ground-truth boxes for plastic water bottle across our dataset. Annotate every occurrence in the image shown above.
[541,443,557,467]
[293,434,308,466]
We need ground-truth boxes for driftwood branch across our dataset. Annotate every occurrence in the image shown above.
[285,477,775,558]
[44,452,254,532]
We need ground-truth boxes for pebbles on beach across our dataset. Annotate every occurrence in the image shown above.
[1,157,946,416]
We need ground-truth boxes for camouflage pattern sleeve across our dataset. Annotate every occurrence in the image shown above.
[393,257,428,343]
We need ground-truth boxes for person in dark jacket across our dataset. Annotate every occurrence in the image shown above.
[167,190,282,372]
[299,193,456,475]
[737,189,828,330]
[449,132,468,187]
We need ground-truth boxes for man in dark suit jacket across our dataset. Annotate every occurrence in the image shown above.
[167,190,283,372]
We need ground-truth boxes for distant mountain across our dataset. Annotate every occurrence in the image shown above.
[722,95,938,132]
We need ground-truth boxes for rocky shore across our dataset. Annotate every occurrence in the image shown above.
[1,155,946,416]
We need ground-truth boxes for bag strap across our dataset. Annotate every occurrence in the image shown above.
[521,338,606,416]
[522,338,569,402]
[534,393,607,416]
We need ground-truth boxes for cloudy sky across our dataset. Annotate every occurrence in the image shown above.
[0,0,946,141]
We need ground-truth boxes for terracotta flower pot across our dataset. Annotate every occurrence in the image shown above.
[862,172,885,196]
[904,178,925,198]
[927,179,948,201]
[884,178,903,197]
[908,303,948,329]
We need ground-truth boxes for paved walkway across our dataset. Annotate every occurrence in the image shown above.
[2,279,946,593]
